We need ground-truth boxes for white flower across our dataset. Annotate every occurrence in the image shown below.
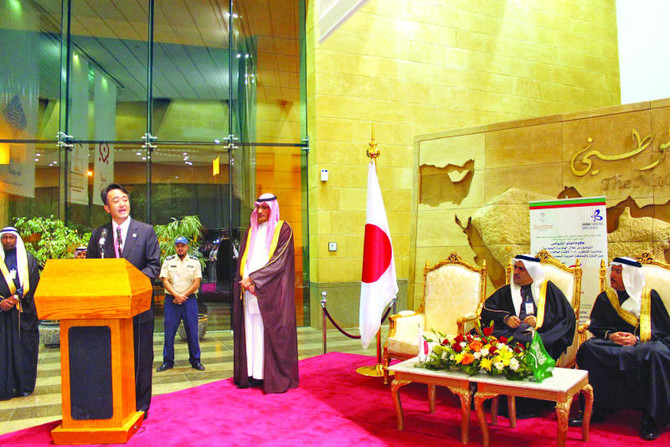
[442,351,448,360]
[474,352,481,360]
[494,361,504,371]
[510,358,519,371]
[480,348,490,356]
[460,342,467,348]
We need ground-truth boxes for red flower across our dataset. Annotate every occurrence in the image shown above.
[454,334,465,343]
[499,336,508,344]
[489,345,498,354]
[483,326,493,337]
[441,339,450,346]
[466,334,473,343]
[452,343,463,353]
[514,345,525,353]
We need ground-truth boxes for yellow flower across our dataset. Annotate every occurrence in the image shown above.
[480,357,492,371]
[454,353,464,364]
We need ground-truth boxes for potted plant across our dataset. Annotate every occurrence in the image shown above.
[13,216,91,348]
[14,216,91,268]
[154,216,205,265]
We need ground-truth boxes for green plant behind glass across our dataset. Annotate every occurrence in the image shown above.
[153,215,205,269]
[13,216,91,267]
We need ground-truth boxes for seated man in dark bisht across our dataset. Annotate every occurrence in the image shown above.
[480,254,576,417]
[481,254,576,359]
[574,257,670,440]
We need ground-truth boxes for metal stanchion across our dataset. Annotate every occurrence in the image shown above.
[321,291,327,354]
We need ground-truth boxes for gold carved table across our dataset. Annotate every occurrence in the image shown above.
[473,368,593,447]
[388,358,593,447]
[388,359,473,444]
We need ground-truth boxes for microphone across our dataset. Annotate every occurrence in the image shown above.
[99,228,108,258]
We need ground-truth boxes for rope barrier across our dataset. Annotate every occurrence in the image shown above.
[320,293,394,343]
[322,306,361,339]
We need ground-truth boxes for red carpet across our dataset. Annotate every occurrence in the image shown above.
[1,352,668,446]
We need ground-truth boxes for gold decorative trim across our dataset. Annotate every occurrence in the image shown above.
[638,251,657,264]
[640,288,652,342]
[598,259,607,294]
[535,280,548,329]
[604,288,639,328]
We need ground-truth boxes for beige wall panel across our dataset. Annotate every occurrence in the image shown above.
[608,241,667,263]
[330,210,366,234]
[419,133,485,167]
[606,197,655,210]
[416,209,471,248]
[650,106,670,201]
[562,160,654,201]
[317,258,362,283]
[562,109,652,168]
[484,163,562,202]
[307,0,621,300]
[337,188,367,212]
[418,167,485,210]
[485,122,562,170]
[386,189,412,213]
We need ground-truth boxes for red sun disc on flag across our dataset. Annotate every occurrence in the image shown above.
[362,224,392,283]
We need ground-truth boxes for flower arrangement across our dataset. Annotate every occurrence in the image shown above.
[419,324,532,381]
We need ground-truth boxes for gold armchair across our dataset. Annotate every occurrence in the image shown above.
[638,251,670,310]
[382,252,487,384]
[578,252,670,346]
[506,250,582,368]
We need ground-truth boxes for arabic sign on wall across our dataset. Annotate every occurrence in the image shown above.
[571,129,670,177]
[413,98,670,308]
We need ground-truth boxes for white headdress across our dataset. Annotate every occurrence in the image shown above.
[0,226,30,296]
[612,257,645,317]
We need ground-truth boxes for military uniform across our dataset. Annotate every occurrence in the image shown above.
[159,254,202,368]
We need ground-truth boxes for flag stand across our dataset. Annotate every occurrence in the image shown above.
[356,124,396,380]
[356,329,390,377]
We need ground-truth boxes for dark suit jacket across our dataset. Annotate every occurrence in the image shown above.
[87,218,161,319]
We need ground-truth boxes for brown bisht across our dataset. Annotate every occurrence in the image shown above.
[233,221,299,393]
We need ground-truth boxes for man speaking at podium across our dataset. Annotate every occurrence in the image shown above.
[87,183,161,416]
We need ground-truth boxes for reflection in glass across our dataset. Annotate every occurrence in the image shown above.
[0,0,308,327]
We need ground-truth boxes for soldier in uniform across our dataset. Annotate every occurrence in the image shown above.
[156,236,205,372]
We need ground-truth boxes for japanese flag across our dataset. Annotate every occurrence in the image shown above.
[359,161,398,349]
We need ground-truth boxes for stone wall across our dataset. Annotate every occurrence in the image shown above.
[415,98,670,311]
[306,0,621,326]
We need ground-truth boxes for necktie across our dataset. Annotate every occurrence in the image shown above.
[116,226,123,258]
[518,285,536,320]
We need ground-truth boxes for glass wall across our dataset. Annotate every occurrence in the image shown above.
[0,0,309,329]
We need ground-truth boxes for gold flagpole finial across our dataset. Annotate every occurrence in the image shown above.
[367,124,380,160]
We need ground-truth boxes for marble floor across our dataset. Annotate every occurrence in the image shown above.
[0,325,387,435]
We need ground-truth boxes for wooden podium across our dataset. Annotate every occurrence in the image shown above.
[34,258,152,444]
